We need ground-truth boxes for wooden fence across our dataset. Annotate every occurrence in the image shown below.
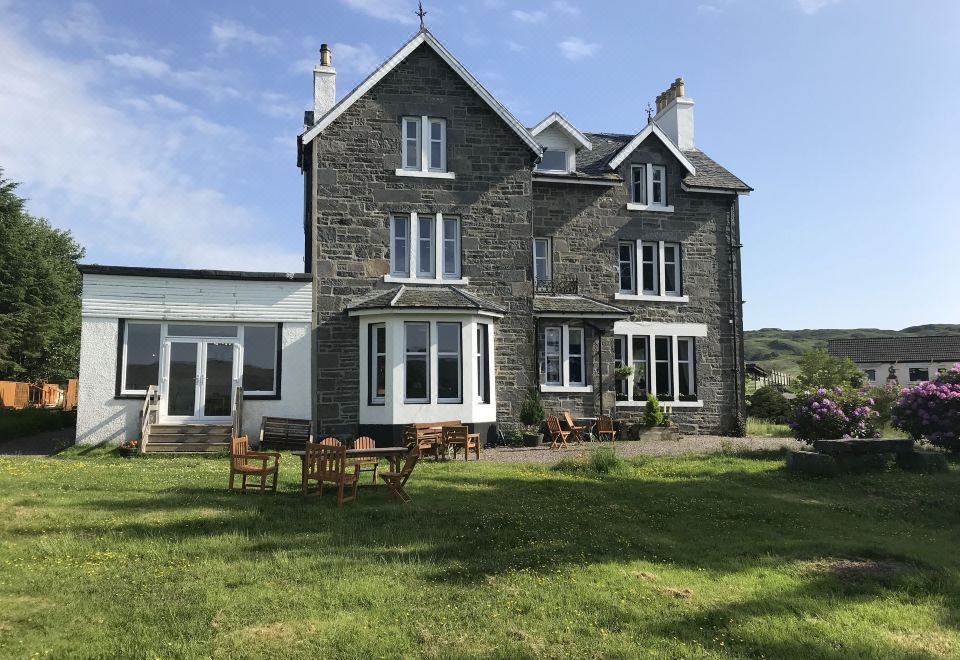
[0,379,78,410]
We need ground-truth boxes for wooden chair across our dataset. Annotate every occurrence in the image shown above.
[444,425,466,460]
[546,416,569,450]
[562,412,586,444]
[228,435,281,494]
[319,436,342,446]
[380,447,420,504]
[259,416,312,450]
[465,432,482,461]
[352,436,379,484]
[302,441,359,507]
[596,415,617,443]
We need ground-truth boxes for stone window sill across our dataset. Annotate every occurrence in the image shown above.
[394,169,456,180]
[615,293,689,303]
[540,385,593,394]
[616,400,703,408]
[626,203,674,213]
[384,275,470,285]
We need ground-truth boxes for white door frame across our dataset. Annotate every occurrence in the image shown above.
[159,338,240,422]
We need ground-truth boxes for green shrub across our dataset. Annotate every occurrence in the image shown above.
[0,408,74,440]
[747,385,792,423]
[644,394,663,427]
[866,384,900,428]
[518,390,545,428]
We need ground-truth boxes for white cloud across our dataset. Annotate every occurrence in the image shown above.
[558,36,597,61]
[552,1,580,16]
[291,42,380,78]
[122,93,189,114]
[511,9,547,23]
[42,2,107,46]
[210,19,280,52]
[105,52,241,100]
[0,21,299,271]
[797,0,842,14]
[258,92,302,120]
[339,0,418,25]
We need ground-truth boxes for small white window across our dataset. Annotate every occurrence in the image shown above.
[568,327,585,387]
[402,117,420,171]
[533,238,551,283]
[641,241,659,295]
[390,215,410,276]
[618,241,636,294]
[651,165,667,206]
[663,242,681,296]
[429,118,446,171]
[442,216,460,279]
[417,215,434,278]
[631,165,646,204]
[544,326,562,386]
[537,148,568,173]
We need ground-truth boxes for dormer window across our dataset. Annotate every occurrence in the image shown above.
[536,148,568,173]
[397,116,454,179]
[628,164,672,211]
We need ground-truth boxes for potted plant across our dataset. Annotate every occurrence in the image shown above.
[519,390,546,446]
[643,394,663,428]
[118,439,139,458]
[614,365,634,381]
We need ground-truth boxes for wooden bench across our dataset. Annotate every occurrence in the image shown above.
[259,416,312,451]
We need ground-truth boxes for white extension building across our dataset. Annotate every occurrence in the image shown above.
[828,336,960,387]
[76,266,312,448]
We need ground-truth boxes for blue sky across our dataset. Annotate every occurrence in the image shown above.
[1,0,958,331]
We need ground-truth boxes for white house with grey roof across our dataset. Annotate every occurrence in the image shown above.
[829,336,960,386]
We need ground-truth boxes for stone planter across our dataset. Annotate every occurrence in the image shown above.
[522,432,543,447]
[118,445,138,458]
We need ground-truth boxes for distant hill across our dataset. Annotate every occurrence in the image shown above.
[745,324,960,376]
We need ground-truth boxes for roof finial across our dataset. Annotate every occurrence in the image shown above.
[645,103,654,124]
[416,1,427,29]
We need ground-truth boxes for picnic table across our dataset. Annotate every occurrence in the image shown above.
[292,446,409,483]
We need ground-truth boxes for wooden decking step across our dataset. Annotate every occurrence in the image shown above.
[144,423,234,453]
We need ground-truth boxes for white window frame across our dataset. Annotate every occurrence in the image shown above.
[614,324,704,408]
[544,326,563,386]
[389,215,410,277]
[663,242,681,296]
[540,324,593,393]
[536,148,569,173]
[631,335,649,402]
[442,216,461,279]
[618,241,636,295]
[567,327,585,387]
[370,323,386,404]
[654,336,673,400]
[241,324,279,396]
[533,237,552,283]
[436,322,462,404]
[404,321,430,404]
[677,337,696,398]
[416,214,435,278]
[396,116,455,179]
[385,212,468,285]
[615,240,689,302]
[627,163,674,212]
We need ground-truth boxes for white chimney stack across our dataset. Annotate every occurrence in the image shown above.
[653,77,694,151]
[314,44,336,118]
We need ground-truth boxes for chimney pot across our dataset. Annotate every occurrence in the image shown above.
[320,43,332,67]
[675,77,685,97]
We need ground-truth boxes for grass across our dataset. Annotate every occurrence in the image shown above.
[746,417,794,438]
[1,448,959,658]
[0,408,74,441]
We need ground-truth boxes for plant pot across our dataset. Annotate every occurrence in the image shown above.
[522,432,543,447]
[118,446,138,458]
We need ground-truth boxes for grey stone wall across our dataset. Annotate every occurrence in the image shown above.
[532,136,744,434]
[311,43,537,436]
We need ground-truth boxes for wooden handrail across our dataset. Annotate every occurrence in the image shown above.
[139,385,159,454]
[232,385,244,438]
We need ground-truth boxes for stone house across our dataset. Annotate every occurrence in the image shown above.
[299,28,751,444]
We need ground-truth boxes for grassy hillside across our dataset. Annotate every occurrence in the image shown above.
[745,324,960,376]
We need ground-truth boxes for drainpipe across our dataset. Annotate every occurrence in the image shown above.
[727,197,745,435]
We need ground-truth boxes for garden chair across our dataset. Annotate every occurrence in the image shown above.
[596,415,617,443]
[444,425,479,461]
[228,435,281,494]
[380,446,420,504]
[562,412,586,444]
[302,441,359,507]
[546,416,570,450]
[319,436,342,446]
[352,435,380,484]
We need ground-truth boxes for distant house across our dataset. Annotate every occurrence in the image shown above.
[828,336,960,386]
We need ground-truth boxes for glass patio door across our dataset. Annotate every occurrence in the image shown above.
[161,340,238,421]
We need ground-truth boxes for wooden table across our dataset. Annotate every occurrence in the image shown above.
[292,446,409,483]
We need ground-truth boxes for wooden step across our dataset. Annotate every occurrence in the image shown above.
[143,423,234,453]
[145,442,229,453]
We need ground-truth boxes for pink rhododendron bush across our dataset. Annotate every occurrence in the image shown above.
[789,387,880,443]
[892,364,960,452]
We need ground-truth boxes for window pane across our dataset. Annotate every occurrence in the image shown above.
[477,324,489,403]
[568,329,582,356]
[443,218,458,276]
[537,149,567,171]
[545,327,561,385]
[417,216,433,276]
[677,338,689,362]
[909,368,929,381]
[405,357,428,400]
[431,121,442,140]
[655,337,672,398]
[371,324,386,401]
[632,166,646,203]
[242,325,276,392]
[167,324,238,337]
[632,336,648,400]
[618,243,634,292]
[430,141,442,169]
[124,323,161,391]
[406,120,418,139]
[438,356,459,400]
[437,323,459,354]
[406,323,428,353]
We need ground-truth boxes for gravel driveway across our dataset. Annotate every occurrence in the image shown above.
[481,436,794,465]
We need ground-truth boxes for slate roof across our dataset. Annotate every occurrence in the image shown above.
[533,295,630,317]
[828,336,960,363]
[347,285,505,314]
[77,264,311,282]
[568,132,751,192]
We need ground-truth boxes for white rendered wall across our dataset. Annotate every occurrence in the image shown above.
[76,316,141,445]
[858,361,957,387]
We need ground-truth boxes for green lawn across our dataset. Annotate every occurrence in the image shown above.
[1,448,958,659]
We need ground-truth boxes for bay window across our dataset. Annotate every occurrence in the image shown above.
[541,324,590,391]
[389,213,463,282]
[437,322,461,403]
[404,322,430,403]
